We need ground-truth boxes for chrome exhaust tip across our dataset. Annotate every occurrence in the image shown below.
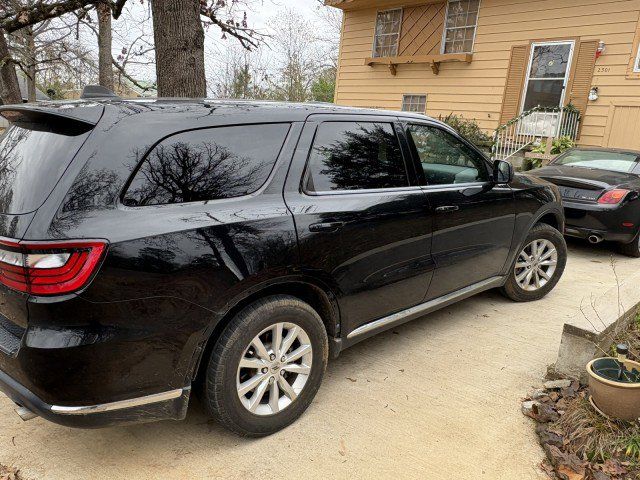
[14,405,37,421]
[588,234,603,244]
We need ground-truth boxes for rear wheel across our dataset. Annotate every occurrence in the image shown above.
[618,233,640,258]
[500,223,567,302]
[203,295,328,437]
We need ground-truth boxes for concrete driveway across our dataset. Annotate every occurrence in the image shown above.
[0,240,637,480]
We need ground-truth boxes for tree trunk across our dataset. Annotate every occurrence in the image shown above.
[0,29,21,105]
[151,0,206,97]
[26,26,36,102]
[97,2,114,91]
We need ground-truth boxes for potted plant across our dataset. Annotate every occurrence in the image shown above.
[587,344,640,421]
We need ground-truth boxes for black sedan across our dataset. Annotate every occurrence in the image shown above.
[531,147,640,257]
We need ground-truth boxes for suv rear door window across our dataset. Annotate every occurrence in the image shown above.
[406,124,488,185]
[123,123,289,206]
[305,121,409,192]
[0,125,91,214]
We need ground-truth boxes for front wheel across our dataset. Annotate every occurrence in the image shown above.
[500,223,567,302]
[203,295,328,437]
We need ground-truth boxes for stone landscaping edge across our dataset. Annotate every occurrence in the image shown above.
[551,266,640,382]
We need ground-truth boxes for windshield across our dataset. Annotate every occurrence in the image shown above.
[553,150,638,173]
[0,124,90,214]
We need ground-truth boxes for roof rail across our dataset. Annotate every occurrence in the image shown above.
[80,85,121,100]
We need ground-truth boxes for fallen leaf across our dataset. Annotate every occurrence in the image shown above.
[536,424,564,448]
[529,403,560,423]
[591,471,610,480]
[601,459,627,476]
[540,460,555,477]
[557,465,584,480]
[338,438,347,457]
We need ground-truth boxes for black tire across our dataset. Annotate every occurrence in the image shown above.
[203,295,328,437]
[618,233,640,258]
[500,223,567,302]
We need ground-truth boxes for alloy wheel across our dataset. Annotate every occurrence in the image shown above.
[514,239,558,291]
[236,322,313,416]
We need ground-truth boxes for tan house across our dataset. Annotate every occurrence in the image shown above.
[328,0,640,159]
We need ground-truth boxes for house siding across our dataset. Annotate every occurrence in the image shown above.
[334,0,640,149]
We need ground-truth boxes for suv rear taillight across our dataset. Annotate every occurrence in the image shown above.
[0,239,107,295]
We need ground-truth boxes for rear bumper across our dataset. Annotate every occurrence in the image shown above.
[0,295,196,428]
[562,200,639,244]
[0,367,190,428]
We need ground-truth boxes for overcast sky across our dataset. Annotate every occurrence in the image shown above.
[110,0,334,88]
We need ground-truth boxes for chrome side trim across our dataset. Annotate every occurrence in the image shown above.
[50,388,184,416]
[347,276,504,339]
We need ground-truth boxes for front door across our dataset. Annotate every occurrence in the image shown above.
[520,41,575,136]
[284,116,435,336]
[403,122,515,300]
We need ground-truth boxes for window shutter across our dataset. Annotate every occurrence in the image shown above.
[568,39,598,136]
[500,45,529,125]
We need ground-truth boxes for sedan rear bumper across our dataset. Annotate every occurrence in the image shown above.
[562,200,639,244]
[0,367,190,428]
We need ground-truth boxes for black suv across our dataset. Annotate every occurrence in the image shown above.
[0,96,566,436]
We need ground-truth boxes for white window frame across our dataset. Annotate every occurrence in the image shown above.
[634,43,640,73]
[441,0,481,55]
[372,8,403,58]
[401,94,428,113]
[520,40,576,113]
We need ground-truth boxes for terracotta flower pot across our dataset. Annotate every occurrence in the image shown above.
[587,358,640,422]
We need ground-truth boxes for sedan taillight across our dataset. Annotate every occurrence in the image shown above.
[598,189,631,205]
[0,239,107,295]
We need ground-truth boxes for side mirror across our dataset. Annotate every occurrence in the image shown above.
[493,160,514,184]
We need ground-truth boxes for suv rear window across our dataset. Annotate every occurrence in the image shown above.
[123,123,289,206]
[0,125,91,214]
[305,122,408,192]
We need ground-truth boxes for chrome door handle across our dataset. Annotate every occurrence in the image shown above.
[309,221,345,232]
[435,205,460,213]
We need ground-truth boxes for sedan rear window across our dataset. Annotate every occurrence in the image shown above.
[0,124,90,214]
[123,124,290,206]
[554,150,638,173]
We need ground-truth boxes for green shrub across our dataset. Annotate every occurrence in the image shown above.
[438,113,492,149]
[531,135,575,155]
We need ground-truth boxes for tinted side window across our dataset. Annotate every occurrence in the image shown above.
[407,124,488,185]
[124,124,289,206]
[305,122,409,192]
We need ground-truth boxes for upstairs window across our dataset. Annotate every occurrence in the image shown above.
[373,9,402,58]
[443,0,480,54]
[634,43,640,73]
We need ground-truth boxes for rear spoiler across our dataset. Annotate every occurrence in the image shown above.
[0,104,103,135]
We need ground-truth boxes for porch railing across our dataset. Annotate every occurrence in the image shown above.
[492,106,581,162]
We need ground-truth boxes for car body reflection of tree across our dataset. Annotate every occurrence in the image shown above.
[125,141,264,206]
[312,124,406,190]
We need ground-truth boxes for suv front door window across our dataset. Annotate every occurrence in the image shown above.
[408,124,488,185]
